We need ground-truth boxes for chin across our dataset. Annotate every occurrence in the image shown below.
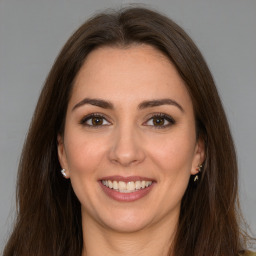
[86,206,154,233]
[103,216,151,233]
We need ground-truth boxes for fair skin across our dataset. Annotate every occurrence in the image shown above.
[58,44,204,256]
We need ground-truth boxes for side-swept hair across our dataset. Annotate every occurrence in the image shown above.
[4,7,247,256]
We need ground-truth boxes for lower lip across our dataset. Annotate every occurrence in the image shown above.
[99,181,155,202]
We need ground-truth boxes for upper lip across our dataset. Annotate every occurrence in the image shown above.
[100,175,155,182]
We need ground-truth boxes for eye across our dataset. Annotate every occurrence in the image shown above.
[80,114,111,127]
[144,114,175,128]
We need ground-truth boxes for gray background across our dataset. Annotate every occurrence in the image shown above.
[1,0,255,252]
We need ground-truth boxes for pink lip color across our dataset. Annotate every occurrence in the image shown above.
[98,176,155,202]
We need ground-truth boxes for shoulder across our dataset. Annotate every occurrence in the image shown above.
[240,251,256,256]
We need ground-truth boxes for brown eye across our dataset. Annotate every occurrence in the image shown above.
[144,114,175,129]
[80,114,110,127]
[91,116,103,126]
[152,117,165,126]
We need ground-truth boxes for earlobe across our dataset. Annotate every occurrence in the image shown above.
[191,137,205,175]
[57,134,70,178]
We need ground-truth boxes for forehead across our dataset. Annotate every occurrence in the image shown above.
[70,44,193,111]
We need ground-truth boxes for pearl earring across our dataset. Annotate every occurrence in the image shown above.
[61,169,67,178]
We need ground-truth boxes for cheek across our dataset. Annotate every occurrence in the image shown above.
[64,133,109,206]
[147,132,195,208]
[147,131,196,178]
[64,130,107,176]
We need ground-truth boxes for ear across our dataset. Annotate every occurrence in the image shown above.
[57,134,70,178]
[191,137,205,175]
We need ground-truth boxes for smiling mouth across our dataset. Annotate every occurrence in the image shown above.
[101,180,153,193]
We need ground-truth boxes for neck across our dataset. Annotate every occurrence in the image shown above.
[81,213,177,256]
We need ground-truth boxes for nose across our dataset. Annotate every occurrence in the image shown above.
[108,125,146,167]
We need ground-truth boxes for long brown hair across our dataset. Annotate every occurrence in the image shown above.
[4,7,249,256]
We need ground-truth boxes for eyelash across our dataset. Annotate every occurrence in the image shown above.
[144,113,176,129]
[79,113,176,129]
[79,113,110,128]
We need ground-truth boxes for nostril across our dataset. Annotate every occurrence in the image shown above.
[108,148,145,166]
[108,131,146,166]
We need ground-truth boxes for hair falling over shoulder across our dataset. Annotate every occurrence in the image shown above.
[3,6,254,256]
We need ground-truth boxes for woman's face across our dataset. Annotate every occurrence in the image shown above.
[58,45,204,233]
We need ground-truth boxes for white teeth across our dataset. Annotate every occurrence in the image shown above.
[119,181,126,190]
[113,181,118,190]
[135,181,141,190]
[102,180,153,193]
[126,181,135,191]
[108,180,113,189]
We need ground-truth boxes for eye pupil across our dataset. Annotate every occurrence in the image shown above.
[92,117,103,125]
[153,117,164,126]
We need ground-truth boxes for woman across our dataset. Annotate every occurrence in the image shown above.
[3,7,255,256]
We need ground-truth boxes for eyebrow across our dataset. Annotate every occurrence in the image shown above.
[138,99,184,112]
[72,98,114,111]
[72,97,184,112]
